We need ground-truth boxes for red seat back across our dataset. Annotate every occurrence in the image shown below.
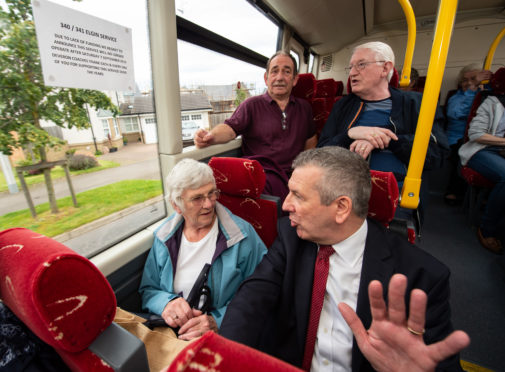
[209,157,278,247]
[0,228,118,371]
[164,331,302,372]
[368,170,399,226]
[292,73,316,100]
[315,78,343,98]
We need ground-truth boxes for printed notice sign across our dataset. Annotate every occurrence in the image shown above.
[32,0,135,91]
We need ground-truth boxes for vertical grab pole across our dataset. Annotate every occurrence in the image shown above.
[398,0,417,88]
[482,26,505,84]
[400,0,458,209]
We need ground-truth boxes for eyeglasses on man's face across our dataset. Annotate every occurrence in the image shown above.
[345,60,386,74]
[180,189,220,207]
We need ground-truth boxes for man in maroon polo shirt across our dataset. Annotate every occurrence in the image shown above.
[194,51,317,201]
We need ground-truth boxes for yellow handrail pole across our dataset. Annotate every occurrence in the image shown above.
[400,0,458,209]
[398,0,416,88]
[482,26,505,83]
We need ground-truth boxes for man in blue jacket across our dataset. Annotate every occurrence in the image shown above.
[317,41,449,179]
[139,159,267,340]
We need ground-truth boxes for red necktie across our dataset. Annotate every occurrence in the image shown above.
[302,245,335,371]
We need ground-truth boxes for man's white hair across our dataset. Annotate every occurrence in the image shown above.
[353,41,395,82]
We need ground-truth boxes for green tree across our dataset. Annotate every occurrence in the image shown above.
[0,0,118,214]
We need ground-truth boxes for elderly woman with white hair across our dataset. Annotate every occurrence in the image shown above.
[139,158,267,340]
[444,64,492,205]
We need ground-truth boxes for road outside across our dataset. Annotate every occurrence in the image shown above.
[0,143,166,256]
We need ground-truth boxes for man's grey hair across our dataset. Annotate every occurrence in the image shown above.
[266,50,298,76]
[292,147,371,218]
[354,41,395,82]
[166,158,216,211]
[457,63,482,87]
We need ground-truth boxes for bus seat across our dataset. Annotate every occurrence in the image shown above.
[314,78,342,98]
[368,170,399,226]
[292,73,316,100]
[311,97,335,137]
[414,76,426,93]
[163,331,302,372]
[0,227,149,371]
[209,157,279,247]
[347,67,399,94]
[368,169,416,243]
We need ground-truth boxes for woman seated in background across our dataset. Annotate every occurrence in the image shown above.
[444,64,492,205]
[459,93,505,254]
[139,159,267,340]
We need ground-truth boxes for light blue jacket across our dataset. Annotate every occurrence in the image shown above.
[139,202,267,327]
[446,89,477,145]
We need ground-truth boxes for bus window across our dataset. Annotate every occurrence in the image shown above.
[175,0,278,58]
[290,50,300,72]
[0,0,164,258]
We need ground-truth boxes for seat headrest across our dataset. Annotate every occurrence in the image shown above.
[164,331,301,372]
[368,170,399,225]
[0,228,116,353]
[315,78,339,98]
[209,157,266,198]
[292,73,316,100]
[491,67,505,95]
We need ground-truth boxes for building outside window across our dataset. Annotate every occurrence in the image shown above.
[102,119,110,137]
[122,117,140,133]
[113,119,120,137]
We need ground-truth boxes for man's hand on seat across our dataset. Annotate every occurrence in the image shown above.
[338,274,470,372]
[178,310,218,341]
[348,126,398,149]
[162,297,194,328]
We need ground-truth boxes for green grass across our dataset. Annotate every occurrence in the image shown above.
[0,160,120,193]
[0,179,162,237]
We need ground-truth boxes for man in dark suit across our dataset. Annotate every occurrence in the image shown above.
[220,146,469,371]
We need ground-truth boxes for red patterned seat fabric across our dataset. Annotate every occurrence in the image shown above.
[209,157,278,247]
[163,331,302,372]
[368,170,399,226]
[311,98,335,136]
[0,228,117,371]
[315,78,342,98]
[292,73,316,100]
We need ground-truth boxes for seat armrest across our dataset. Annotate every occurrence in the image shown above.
[89,322,149,372]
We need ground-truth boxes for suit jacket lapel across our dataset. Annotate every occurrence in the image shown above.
[352,220,395,372]
[294,238,318,357]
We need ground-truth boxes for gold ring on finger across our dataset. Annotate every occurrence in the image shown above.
[407,326,425,336]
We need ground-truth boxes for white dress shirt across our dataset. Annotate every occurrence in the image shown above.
[311,220,368,372]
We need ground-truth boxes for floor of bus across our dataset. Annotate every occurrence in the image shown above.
[418,193,505,372]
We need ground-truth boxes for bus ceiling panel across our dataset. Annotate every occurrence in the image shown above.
[263,0,504,55]
[263,0,365,55]
[373,0,504,30]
